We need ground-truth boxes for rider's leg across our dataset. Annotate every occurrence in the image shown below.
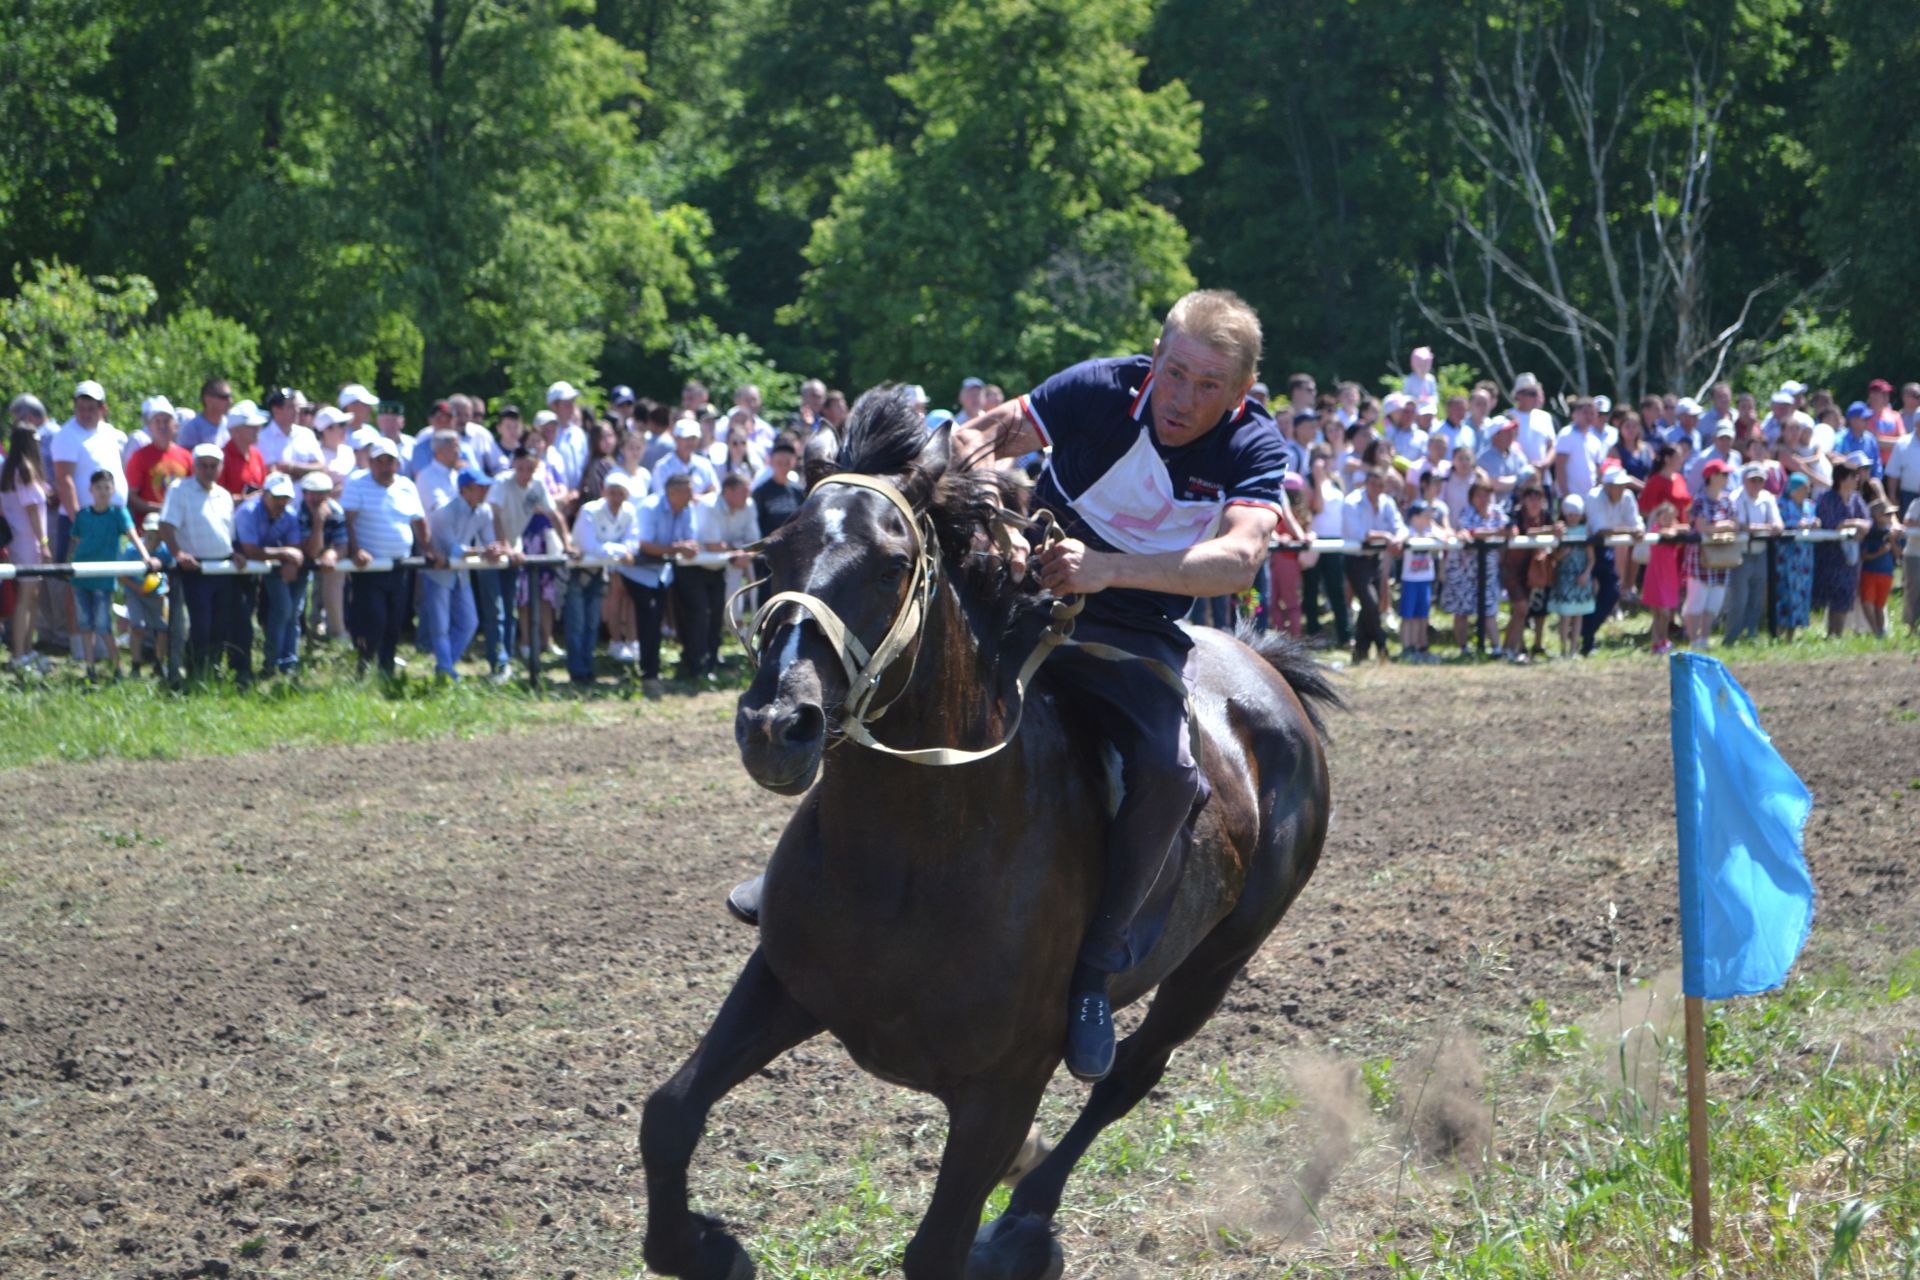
[1041,618,1201,1083]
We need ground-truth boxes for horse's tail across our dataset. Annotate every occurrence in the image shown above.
[1236,625,1343,738]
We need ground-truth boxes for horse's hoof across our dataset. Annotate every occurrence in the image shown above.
[646,1213,755,1280]
[966,1212,1063,1280]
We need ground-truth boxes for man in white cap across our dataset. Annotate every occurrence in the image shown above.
[1507,373,1558,474]
[1685,421,1742,493]
[545,381,589,488]
[1761,390,1800,448]
[1381,393,1425,461]
[565,467,641,685]
[1474,416,1527,511]
[158,443,242,679]
[235,471,307,676]
[218,399,269,496]
[415,429,466,513]
[1580,464,1645,655]
[651,417,718,497]
[49,380,128,657]
[1553,396,1609,500]
[127,397,192,529]
[337,382,379,435]
[1668,398,1704,452]
[342,436,435,677]
[294,469,348,652]
[420,468,506,679]
[1723,462,1784,644]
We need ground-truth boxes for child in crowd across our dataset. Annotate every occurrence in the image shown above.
[1858,498,1896,637]
[1399,501,1437,662]
[69,469,156,679]
[118,513,172,677]
[1549,494,1595,659]
[1641,502,1682,654]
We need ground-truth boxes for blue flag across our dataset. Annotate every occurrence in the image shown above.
[1669,653,1815,1000]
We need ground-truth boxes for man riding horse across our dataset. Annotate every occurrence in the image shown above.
[725,289,1289,1084]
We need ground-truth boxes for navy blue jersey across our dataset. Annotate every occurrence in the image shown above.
[1020,355,1286,629]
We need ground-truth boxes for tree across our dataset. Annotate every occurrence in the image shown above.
[0,0,118,272]
[781,0,1199,393]
[0,260,258,405]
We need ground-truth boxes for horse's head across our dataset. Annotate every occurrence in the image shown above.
[734,390,949,793]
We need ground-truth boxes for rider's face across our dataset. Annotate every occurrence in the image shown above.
[1149,332,1253,449]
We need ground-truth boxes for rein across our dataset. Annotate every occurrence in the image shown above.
[731,472,1188,767]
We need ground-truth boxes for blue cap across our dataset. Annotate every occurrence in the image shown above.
[611,384,635,403]
[456,468,490,489]
[1846,400,1871,419]
[960,377,985,390]
[925,408,956,431]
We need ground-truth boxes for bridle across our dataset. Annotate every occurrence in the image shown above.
[734,471,1190,767]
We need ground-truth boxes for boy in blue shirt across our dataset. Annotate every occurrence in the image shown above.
[70,469,158,678]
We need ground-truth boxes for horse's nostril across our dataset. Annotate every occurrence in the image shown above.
[781,704,825,748]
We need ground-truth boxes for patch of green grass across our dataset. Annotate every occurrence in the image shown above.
[1382,961,1920,1280]
[0,639,753,768]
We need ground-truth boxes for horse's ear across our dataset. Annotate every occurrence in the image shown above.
[919,422,952,474]
[803,428,840,491]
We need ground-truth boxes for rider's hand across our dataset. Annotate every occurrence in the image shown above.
[1033,538,1114,595]
[1002,526,1030,578]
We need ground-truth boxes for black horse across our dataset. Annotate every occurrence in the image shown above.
[642,388,1336,1280]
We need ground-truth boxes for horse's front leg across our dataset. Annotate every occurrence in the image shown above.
[902,1075,1057,1280]
[642,947,820,1280]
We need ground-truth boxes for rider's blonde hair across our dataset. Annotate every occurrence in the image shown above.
[1160,290,1262,388]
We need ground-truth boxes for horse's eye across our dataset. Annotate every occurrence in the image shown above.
[879,557,909,583]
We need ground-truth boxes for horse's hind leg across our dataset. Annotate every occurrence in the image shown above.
[642,947,820,1280]
[994,944,1252,1234]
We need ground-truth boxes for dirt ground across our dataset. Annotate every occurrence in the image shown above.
[2,651,1917,1279]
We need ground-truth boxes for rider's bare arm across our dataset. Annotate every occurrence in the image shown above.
[951,400,1040,467]
[1034,504,1279,599]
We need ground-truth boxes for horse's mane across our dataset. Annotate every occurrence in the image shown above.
[807,384,1046,630]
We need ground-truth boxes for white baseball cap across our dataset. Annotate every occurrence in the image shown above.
[141,395,177,422]
[1770,390,1796,406]
[225,400,267,428]
[367,437,400,460]
[532,409,558,428]
[350,425,382,451]
[671,419,701,439]
[192,443,223,462]
[337,383,378,409]
[75,379,106,402]
[263,472,296,498]
[299,471,335,493]
[1383,392,1412,414]
[1779,380,1807,396]
[1676,397,1703,416]
[905,384,929,408]
[313,405,349,430]
[1594,395,1612,414]
[545,380,579,405]
[1415,397,1438,416]
[602,471,633,493]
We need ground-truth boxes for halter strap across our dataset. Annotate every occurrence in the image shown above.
[730,473,1191,767]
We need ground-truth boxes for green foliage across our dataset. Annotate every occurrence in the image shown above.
[781,0,1199,392]
[1517,998,1588,1062]
[0,260,259,405]
[1734,310,1867,400]
[669,320,801,410]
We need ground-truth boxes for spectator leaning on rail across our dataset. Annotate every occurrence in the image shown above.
[295,470,348,655]
[421,469,507,681]
[1722,462,1784,645]
[342,437,434,678]
[567,468,644,686]
[1579,465,1645,655]
[653,417,719,498]
[235,472,307,676]
[486,445,573,676]
[686,472,761,682]
[626,470,699,697]
[158,443,244,678]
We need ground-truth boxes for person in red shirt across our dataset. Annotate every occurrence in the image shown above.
[1867,378,1903,467]
[126,396,193,525]
[219,400,268,496]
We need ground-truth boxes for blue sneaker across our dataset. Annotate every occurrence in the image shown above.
[1064,971,1114,1083]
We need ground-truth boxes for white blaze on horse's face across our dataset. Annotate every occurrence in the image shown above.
[821,506,847,545]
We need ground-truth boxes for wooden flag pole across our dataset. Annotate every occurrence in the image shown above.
[1683,994,1713,1257]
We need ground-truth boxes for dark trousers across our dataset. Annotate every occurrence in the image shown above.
[178,571,247,679]
[1580,545,1620,655]
[672,566,726,677]
[1043,615,1202,974]
[1345,553,1387,659]
[1302,550,1350,646]
[628,578,666,679]
[562,569,606,683]
[350,568,410,675]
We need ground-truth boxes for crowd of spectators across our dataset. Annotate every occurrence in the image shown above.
[1233,353,1919,664]
[0,355,1913,691]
